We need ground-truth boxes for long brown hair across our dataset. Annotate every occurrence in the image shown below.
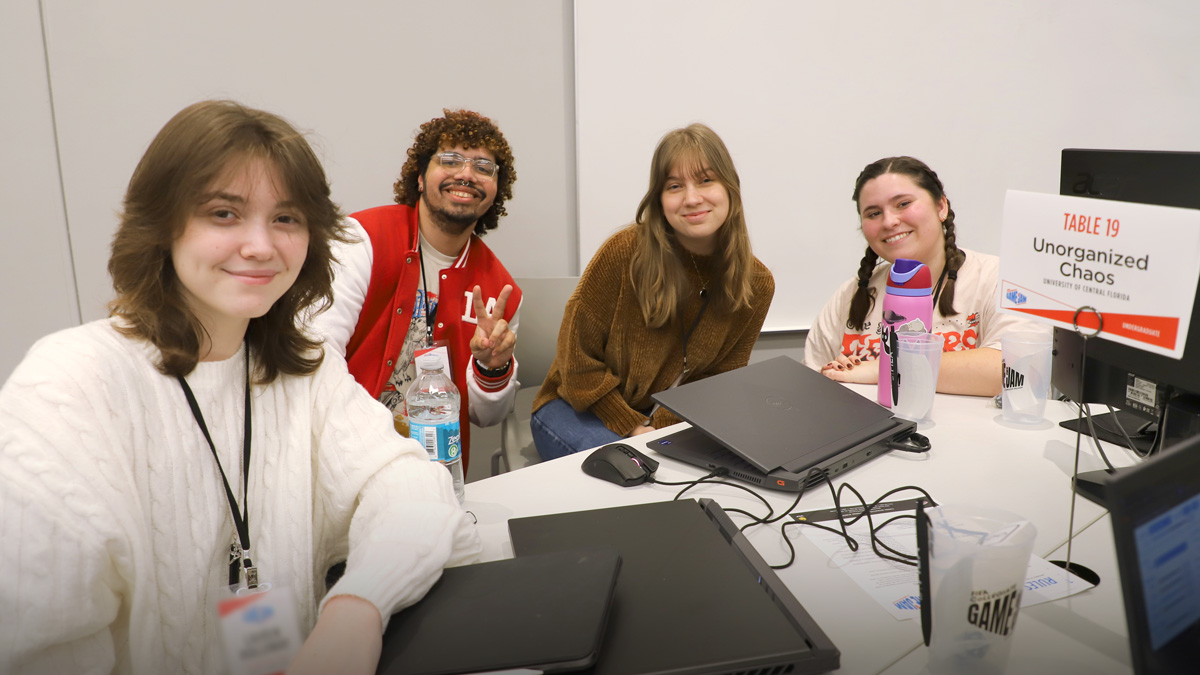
[108,100,348,382]
[846,156,965,331]
[630,123,757,328]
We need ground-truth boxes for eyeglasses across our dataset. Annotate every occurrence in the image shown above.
[434,152,499,180]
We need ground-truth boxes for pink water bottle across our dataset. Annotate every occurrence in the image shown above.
[877,259,933,408]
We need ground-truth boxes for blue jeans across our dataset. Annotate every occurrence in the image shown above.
[531,398,623,461]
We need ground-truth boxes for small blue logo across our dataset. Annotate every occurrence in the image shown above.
[1005,288,1027,305]
[657,439,672,446]
[243,605,275,624]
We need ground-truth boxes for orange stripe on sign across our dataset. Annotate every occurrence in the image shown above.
[1009,308,1179,349]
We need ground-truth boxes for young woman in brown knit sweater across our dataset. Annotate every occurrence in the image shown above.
[530,123,775,460]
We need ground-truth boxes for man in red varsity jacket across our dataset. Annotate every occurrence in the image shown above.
[312,109,522,472]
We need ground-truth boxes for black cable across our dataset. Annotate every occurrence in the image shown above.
[1103,403,1152,459]
[1075,401,1119,471]
[649,469,777,522]
[820,481,934,568]
[646,465,934,570]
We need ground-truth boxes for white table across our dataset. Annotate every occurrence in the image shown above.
[463,385,1142,675]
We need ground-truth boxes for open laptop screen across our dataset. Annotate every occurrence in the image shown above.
[1108,434,1200,674]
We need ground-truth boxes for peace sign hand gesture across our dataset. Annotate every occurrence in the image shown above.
[469,284,516,370]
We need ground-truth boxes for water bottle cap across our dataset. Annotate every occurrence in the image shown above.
[887,259,933,297]
[415,352,444,371]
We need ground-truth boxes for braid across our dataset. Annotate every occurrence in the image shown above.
[938,206,965,317]
[846,246,880,330]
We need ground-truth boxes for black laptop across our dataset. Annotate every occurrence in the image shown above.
[650,356,916,491]
[509,498,840,675]
[377,548,621,674]
[1107,433,1200,674]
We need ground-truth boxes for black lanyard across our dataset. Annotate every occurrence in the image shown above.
[418,245,438,346]
[680,293,711,379]
[177,346,257,589]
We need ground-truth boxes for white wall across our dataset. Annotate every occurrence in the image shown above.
[575,0,1200,331]
[2,0,576,382]
[7,1,1200,380]
[1,1,81,383]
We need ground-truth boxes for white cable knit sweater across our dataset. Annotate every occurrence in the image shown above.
[0,319,481,674]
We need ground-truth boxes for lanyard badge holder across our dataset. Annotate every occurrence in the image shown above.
[417,245,452,366]
[177,349,260,592]
[178,347,302,673]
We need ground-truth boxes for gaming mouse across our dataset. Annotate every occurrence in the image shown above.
[581,443,659,487]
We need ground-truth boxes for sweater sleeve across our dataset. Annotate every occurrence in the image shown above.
[0,336,129,674]
[804,277,858,370]
[309,349,481,628]
[550,236,647,436]
[309,217,373,356]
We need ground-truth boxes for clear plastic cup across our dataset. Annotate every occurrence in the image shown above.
[892,331,944,426]
[1000,332,1053,425]
[925,505,1037,675]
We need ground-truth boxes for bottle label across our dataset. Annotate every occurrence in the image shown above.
[409,420,461,463]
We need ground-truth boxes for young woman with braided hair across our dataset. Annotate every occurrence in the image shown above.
[803,156,1044,396]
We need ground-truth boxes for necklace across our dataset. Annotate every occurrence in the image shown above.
[688,252,709,299]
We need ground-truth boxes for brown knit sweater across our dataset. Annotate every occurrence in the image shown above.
[533,227,775,436]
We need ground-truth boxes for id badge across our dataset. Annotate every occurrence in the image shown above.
[414,342,452,375]
[218,584,303,675]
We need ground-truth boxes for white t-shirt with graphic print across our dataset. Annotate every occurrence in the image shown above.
[803,249,1047,369]
[377,237,457,416]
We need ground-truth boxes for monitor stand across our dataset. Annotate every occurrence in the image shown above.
[1060,409,1156,509]
[1058,409,1157,456]
[1072,468,1119,508]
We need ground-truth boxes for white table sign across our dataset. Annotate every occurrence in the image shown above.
[999,190,1200,359]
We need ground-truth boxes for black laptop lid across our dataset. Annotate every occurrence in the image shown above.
[1107,434,1200,675]
[377,548,621,675]
[651,356,898,474]
[509,499,839,675]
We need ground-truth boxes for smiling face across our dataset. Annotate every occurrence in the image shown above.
[660,164,730,255]
[171,157,309,353]
[417,144,499,235]
[857,172,948,267]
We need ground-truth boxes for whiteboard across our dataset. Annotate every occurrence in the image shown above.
[575,0,1200,331]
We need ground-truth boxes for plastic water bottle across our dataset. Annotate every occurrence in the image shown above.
[878,259,934,408]
[405,353,465,503]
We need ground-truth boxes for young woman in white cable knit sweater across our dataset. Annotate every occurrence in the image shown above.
[0,100,480,674]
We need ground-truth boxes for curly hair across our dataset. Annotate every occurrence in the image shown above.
[108,99,349,382]
[630,123,758,328]
[392,109,516,236]
[846,156,965,331]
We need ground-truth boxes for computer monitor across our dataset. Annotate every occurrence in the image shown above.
[1107,433,1200,675]
[1052,149,1200,504]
